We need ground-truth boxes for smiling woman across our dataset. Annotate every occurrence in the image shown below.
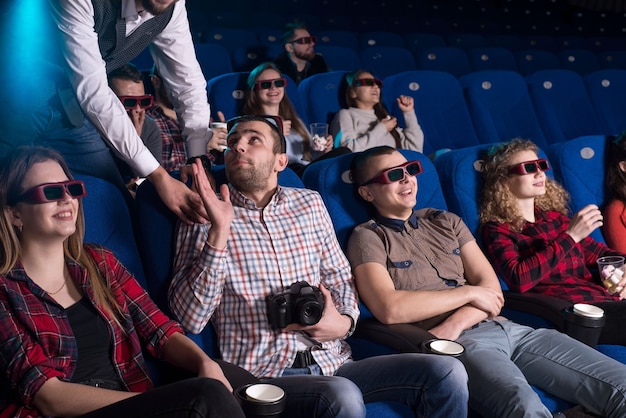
[479,138,626,346]
[330,69,424,153]
[0,147,245,418]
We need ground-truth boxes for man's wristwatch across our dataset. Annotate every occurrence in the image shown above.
[343,315,356,339]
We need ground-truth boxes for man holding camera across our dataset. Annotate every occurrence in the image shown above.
[169,115,469,417]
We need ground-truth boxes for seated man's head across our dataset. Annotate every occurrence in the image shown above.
[352,146,423,218]
[224,115,288,196]
[281,23,316,62]
[149,64,174,109]
[108,63,154,118]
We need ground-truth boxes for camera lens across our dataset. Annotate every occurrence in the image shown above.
[299,301,323,325]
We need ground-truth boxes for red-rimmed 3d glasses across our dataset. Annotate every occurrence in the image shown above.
[354,78,383,88]
[17,180,87,204]
[362,160,423,185]
[118,95,154,110]
[508,158,550,175]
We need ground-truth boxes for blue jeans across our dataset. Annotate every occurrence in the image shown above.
[265,353,469,418]
[457,319,626,418]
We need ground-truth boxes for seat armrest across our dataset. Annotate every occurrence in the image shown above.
[503,290,572,331]
[353,318,436,353]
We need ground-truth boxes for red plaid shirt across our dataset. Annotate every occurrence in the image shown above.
[146,105,187,172]
[482,208,623,304]
[0,245,183,418]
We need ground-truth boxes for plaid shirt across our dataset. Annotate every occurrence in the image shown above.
[0,245,183,418]
[146,105,187,172]
[169,185,359,378]
[482,208,623,303]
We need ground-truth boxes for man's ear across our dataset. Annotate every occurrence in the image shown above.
[357,185,374,202]
[275,153,289,172]
[285,43,294,53]
[619,161,626,173]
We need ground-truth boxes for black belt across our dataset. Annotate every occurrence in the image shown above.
[291,350,317,368]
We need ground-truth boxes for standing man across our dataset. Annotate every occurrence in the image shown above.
[0,0,227,223]
[169,115,469,417]
[274,23,328,85]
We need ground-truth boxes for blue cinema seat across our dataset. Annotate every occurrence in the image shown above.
[526,69,604,144]
[359,46,417,79]
[297,71,348,126]
[547,135,608,244]
[383,70,481,155]
[415,46,472,78]
[134,168,409,417]
[584,69,626,136]
[77,174,147,288]
[467,47,518,72]
[459,70,549,149]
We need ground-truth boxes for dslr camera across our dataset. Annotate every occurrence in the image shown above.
[266,281,325,329]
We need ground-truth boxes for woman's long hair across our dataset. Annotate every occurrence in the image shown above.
[0,146,122,320]
[242,62,312,161]
[344,69,402,149]
[605,133,626,203]
[479,138,569,231]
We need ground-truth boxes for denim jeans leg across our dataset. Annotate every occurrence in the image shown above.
[335,354,469,418]
[507,324,626,418]
[457,321,553,418]
[267,373,366,418]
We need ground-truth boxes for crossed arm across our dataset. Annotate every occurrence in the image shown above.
[353,240,504,341]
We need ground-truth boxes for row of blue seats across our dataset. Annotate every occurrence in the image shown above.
[202,68,626,157]
[185,0,626,37]
[81,137,625,417]
[131,39,626,82]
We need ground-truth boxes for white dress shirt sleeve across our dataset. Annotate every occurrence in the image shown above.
[48,0,159,177]
[149,1,213,158]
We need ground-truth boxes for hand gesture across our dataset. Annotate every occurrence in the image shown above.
[282,119,292,136]
[128,107,145,136]
[148,166,209,225]
[381,115,398,132]
[191,159,233,247]
[566,204,603,243]
[397,95,414,112]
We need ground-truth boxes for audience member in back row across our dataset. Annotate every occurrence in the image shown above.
[330,70,424,153]
[147,65,227,171]
[479,138,626,345]
[274,23,329,85]
[348,145,626,418]
[108,64,163,191]
[169,115,469,418]
[242,62,344,176]
[0,146,244,418]
[603,133,626,253]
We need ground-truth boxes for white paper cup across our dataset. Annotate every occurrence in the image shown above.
[573,303,605,319]
[211,122,227,129]
[245,384,285,402]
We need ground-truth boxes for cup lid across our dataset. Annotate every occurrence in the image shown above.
[245,384,285,402]
[573,303,605,318]
[427,339,465,355]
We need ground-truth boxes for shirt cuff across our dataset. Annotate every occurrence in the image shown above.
[187,130,213,157]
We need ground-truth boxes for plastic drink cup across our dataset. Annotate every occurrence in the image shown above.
[597,256,625,294]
